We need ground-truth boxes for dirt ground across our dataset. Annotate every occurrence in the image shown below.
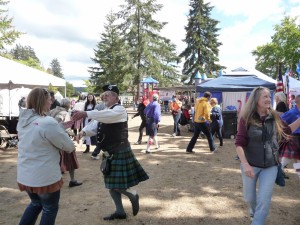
[0,108,299,225]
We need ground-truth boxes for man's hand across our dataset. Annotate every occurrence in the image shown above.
[76,131,84,144]
[72,111,87,121]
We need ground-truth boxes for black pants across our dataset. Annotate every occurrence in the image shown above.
[138,119,147,142]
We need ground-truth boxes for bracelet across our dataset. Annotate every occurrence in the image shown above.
[82,131,86,136]
[241,162,249,165]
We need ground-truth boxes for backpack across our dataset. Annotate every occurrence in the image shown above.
[179,113,188,126]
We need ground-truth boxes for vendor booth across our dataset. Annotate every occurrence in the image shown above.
[196,71,277,138]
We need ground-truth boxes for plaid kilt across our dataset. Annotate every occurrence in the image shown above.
[146,117,157,137]
[279,135,300,160]
[104,146,149,189]
[60,151,79,172]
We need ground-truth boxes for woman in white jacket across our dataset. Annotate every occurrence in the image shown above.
[17,88,75,225]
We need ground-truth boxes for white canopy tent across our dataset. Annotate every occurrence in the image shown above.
[0,56,66,118]
[223,67,277,84]
[0,56,66,89]
[283,75,300,96]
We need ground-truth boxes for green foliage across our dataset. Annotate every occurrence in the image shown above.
[117,0,181,92]
[0,0,22,50]
[10,44,40,62]
[48,58,64,78]
[66,82,75,97]
[83,80,96,94]
[90,0,181,96]
[179,0,224,84]
[89,11,130,94]
[252,16,300,78]
[9,44,43,70]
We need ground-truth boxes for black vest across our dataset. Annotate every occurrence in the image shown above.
[96,104,128,151]
[245,113,278,168]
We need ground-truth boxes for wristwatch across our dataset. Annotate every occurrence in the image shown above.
[82,131,86,136]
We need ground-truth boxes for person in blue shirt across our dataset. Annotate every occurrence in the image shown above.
[280,94,300,180]
[144,94,161,153]
[210,98,223,147]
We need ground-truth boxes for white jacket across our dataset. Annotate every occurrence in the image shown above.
[17,109,75,187]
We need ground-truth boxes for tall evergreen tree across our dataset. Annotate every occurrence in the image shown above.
[179,0,223,84]
[49,58,64,78]
[89,11,130,93]
[0,0,22,50]
[10,44,40,63]
[117,0,180,95]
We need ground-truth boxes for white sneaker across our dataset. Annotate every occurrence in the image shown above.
[90,155,100,160]
[171,133,176,137]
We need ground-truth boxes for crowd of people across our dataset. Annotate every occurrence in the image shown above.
[15,86,300,225]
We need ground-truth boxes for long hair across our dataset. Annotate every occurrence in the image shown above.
[241,86,285,141]
[27,88,50,116]
[84,94,96,111]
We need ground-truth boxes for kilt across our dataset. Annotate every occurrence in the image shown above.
[104,146,149,189]
[60,151,79,172]
[146,117,157,137]
[279,135,300,160]
[73,118,83,130]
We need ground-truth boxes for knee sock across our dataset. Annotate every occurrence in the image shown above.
[69,169,75,182]
[109,189,125,214]
[281,157,291,169]
[153,135,159,148]
[116,189,137,200]
[146,137,152,152]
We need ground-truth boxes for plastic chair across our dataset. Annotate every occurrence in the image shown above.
[0,125,18,149]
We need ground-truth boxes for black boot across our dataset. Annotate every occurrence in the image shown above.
[83,145,90,153]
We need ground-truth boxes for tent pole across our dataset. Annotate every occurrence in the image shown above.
[65,82,66,97]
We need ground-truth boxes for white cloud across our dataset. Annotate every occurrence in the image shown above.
[6,0,299,86]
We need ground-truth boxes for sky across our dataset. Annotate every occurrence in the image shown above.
[6,0,300,87]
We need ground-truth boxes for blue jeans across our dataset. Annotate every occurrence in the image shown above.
[19,190,60,225]
[173,112,181,135]
[210,123,223,146]
[241,165,277,225]
[186,122,215,151]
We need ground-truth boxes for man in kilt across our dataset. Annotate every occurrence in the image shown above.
[73,84,149,220]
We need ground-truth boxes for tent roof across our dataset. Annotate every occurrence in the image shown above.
[0,56,66,89]
[224,67,276,84]
[141,76,159,84]
[196,75,276,92]
[283,75,300,91]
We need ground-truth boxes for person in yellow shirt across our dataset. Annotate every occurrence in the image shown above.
[169,96,183,136]
[186,91,216,153]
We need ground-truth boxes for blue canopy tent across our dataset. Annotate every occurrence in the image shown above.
[196,75,276,111]
[196,75,276,139]
[196,75,276,92]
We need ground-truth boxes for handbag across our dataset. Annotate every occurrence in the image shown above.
[100,154,113,175]
[275,164,285,187]
[273,149,285,187]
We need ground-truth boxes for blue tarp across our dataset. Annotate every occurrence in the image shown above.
[196,75,276,92]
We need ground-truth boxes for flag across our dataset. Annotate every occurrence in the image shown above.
[276,62,284,92]
[286,72,290,106]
